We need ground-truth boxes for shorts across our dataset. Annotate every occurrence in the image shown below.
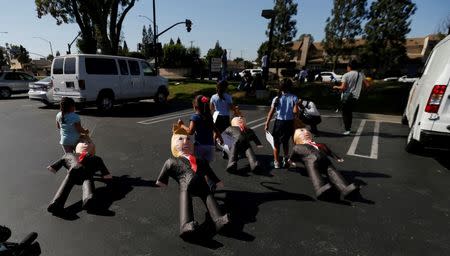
[272,119,294,146]
[214,115,231,133]
[195,144,215,162]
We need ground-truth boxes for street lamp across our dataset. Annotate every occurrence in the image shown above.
[261,9,276,82]
[33,36,53,57]
[138,14,158,35]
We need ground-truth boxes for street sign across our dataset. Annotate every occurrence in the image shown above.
[210,57,221,72]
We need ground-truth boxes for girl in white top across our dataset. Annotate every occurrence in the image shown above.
[210,80,234,134]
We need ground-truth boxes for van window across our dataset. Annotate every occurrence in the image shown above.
[85,58,118,75]
[53,58,64,74]
[141,61,156,76]
[128,60,140,76]
[18,73,35,81]
[64,58,76,74]
[118,59,129,75]
[4,73,20,80]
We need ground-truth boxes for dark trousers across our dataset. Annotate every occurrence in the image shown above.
[342,98,357,131]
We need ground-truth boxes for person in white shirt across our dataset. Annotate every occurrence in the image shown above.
[298,99,321,135]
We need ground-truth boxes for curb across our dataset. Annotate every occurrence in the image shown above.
[238,104,402,124]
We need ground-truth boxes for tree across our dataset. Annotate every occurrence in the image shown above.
[176,37,182,45]
[323,0,366,70]
[9,45,31,65]
[363,0,416,77]
[256,41,269,64]
[436,14,450,38]
[36,0,137,55]
[141,25,154,58]
[233,57,244,63]
[205,41,224,61]
[265,0,298,73]
[169,38,175,45]
[161,40,187,68]
[47,54,54,61]
[0,48,7,67]
[55,51,61,56]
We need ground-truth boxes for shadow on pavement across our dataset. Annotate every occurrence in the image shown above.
[61,175,156,218]
[214,182,314,242]
[77,101,191,118]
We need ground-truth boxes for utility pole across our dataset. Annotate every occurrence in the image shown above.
[227,48,232,60]
[153,0,158,74]
[190,40,194,48]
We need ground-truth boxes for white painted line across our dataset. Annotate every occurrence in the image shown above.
[138,112,192,125]
[347,119,380,159]
[347,119,366,156]
[251,118,273,129]
[137,110,192,124]
[246,116,267,125]
[370,121,380,159]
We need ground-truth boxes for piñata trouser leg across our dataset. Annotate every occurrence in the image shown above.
[48,174,75,212]
[226,143,239,172]
[179,191,197,237]
[203,193,230,232]
[305,160,331,198]
[245,147,259,171]
[82,178,95,209]
[326,166,358,197]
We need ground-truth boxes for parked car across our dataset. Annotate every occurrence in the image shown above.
[314,71,342,82]
[398,75,419,83]
[0,71,37,99]
[51,54,169,112]
[382,77,399,82]
[403,34,450,152]
[28,76,56,106]
[238,69,262,78]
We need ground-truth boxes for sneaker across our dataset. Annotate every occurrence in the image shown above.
[273,161,281,169]
[343,130,351,135]
[282,157,289,168]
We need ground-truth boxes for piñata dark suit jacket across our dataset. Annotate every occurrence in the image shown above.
[224,126,262,171]
[289,143,357,198]
[156,157,229,236]
[48,153,110,210]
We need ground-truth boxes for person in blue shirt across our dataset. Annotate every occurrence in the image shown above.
[264,79,299,168]
[210,80,235,134]
[178,95,223,162]
[56,97,89,153]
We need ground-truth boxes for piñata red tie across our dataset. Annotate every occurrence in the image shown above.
[188,154,197,173]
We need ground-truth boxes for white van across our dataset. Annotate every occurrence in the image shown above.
[403,34,450,152]
[51,54,169,111]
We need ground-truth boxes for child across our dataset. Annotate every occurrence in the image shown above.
[210,80,234,134]
[178,95,223,162]
[298,98,322,135]
[56,97,89,153]
[264,79,299,168]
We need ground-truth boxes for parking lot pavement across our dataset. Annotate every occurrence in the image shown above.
[1,98,449,256]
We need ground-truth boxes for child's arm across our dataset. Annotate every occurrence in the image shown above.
[177,119,195,135]
[74,122,89,134]
[56,120,60,130]
[264,106,275,131]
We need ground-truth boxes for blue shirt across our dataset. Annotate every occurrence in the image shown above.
[210,93,233,116]
[56,112,81,146]
[191,114,214,145]
[271,93,298,120]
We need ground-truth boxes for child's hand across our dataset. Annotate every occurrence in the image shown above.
[177,119,184,126]
[257,145,263,148]
[337,158,344,163]
[264,123,269,131]
[156,180,167,187]
[84,129,90,134]
[216,181,224,189]
[103,174,113,179]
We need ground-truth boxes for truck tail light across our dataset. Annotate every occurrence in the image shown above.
[78,80,85,90]
[425,85,447,113]
[48,79,53,89]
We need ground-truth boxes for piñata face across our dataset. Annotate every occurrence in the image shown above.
[231,116,246,127]
[293,128,312,145]
[171,134,194,157]
[75,136,96,155]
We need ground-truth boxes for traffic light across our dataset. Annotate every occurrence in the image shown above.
[185,19,192,32]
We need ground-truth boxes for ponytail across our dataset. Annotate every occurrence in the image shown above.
[217,80,228,100]
[59,97,75,124]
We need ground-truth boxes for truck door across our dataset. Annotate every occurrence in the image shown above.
[140,61,158,97]
[117,59,132,99]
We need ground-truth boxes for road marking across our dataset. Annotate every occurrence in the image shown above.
[251,118,273,129]
[246,116,267,125]
[347,119,380,159]
[137,110,192,125]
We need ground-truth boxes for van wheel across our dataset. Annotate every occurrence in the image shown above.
[155,88,168,104]
[97,92,114,112]
[0,88,11,99]
[405,116,422,153]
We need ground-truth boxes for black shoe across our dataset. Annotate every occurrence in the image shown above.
[226,163,237,173]
[222,151,228,160]
[180,221,199,240]
[214,214,231,232]
[342,183,359,200]
[47,203,65,215]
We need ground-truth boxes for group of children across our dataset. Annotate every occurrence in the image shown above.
[46,78,358,239]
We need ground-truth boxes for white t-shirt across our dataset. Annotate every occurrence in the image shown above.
[342,70,366,99]
[301,100,320,116]
[210,93,233,116]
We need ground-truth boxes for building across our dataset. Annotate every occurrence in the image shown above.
[291,34,442,75]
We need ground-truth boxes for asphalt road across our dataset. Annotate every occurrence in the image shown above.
[1,95,449,256]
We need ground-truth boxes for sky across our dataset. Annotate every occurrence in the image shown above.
[0,0,449,61]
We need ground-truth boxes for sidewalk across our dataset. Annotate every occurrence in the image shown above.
[238,104,402,124]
